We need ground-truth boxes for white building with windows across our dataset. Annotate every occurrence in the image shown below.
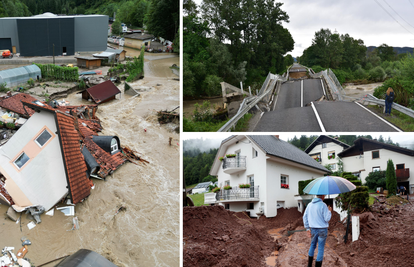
[210,135,329,218]
[192,181,213,194]
[305,135,350,172]
[338,138,414,193]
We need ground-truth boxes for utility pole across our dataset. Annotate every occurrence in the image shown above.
[53,44,55,65]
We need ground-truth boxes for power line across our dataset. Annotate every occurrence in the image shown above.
[373,0,414,36]
[382,0,414,30]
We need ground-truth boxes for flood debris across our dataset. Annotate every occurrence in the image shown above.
[57,206,75,216]
[1,243,32,267]
[67,217,80,231]
[157,106,179,124]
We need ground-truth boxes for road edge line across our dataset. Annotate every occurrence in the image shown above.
[301,79,303,107]
[311,102,326,132]
[354,102,402,132]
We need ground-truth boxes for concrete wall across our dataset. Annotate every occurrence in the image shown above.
[0,18,19,52]
[74,15,108,52]
[0,111,68,211]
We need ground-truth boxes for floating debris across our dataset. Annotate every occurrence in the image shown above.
[157,106,179,124]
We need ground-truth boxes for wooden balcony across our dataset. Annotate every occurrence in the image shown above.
[396,168,410,181]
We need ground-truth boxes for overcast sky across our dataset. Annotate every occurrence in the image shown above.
[183,133,414,150]
[191,0,414,57]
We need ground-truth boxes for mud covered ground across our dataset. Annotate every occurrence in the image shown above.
[0,53,180,266]
[184,195,414,267]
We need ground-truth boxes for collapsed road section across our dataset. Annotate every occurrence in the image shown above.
[0,95,146,225]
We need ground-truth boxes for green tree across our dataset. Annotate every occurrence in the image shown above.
[146,0,179,41]
[365,170,386,190]
[386,159,397,196]
[377,44,396,62]
[111,19,122,36]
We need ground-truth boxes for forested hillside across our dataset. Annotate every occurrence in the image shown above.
[183,0,295,97]
[1,0,178,41]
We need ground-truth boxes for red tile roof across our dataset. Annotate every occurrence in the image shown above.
[0,93,37,117]
[86,80,121,104]
[84,136,126,178]
[0,179,14,205]
[55,111,91,204]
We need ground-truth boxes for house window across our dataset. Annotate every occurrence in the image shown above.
[14,152,30,169]
[396,164,405,170]
[310,153,321,163]
[281,175,289,189]
[247,203,254,209]
[225,180,230,186]
[225,204,230,210]
[329,163,337,170]
[252,148,258,158]
[322,143,327,148]
[372,166,380,172]
[111,138,118,152]
[372,151,380,159]
[35,129,52,147]
[352,172,361,178]
[328,151,335,160]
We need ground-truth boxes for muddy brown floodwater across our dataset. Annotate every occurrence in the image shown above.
[343,82,383,99]
[0,54,180,266]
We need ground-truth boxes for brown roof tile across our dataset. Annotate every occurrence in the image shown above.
[0,93,37,117]
[56,112,91,204]
[84,136,126,178]
[0,179,14,205]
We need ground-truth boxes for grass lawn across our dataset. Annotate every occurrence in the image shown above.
[188,193,209,206]
[368,196,376,206]
[367,105,414,131]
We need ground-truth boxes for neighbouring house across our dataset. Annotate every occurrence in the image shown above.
[0,100,128,213]
[105,48,127,61]
[75,56,102,69]
[338,138,414,193]
[210,135,329,218]
[92,51,117,63]
[0,93,37,118]
[80,80,121,104]
[305,135,350,172]
[0,65,41,88]
[124,32,154,49]
[192,181,213,194]
[0,13,108,56]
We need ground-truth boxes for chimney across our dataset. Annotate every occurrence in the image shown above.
[274,135,279,139]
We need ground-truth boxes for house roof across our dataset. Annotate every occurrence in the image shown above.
[194,182,211,189]
[338,137,414,158]
[75,56,102,61]
[305,135,350,153]
[93,52,116,58]
[86,80,121,104]
[105,48,126,55]
[83,137,126,178]
[0,93,37,117]
[249,136,329,172]
[124,33,154,40]
[55,111,91,204]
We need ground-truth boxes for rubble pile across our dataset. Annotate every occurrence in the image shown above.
[184,206,275,267]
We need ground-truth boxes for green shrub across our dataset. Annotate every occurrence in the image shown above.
[369,66,386,82]
[6,123,15,129]
[203,75,222,96]
[212,187,220,193]
[78,79,86,89]
[0,121,4,127]
[350,180,362,186]
[27,78,34,87]
[386,159,397,197]
[298,179,314,195]
[365,171,386,190]
[335,186,369,212]
[34,63,78,81]
[343,173,358,181]
[0,82,8,92]
[311,65,326,73]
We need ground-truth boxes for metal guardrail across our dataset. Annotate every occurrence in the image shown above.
[361,94,414,119]
[328,69,346,94]
[216,186,259,201]
[223,156,246,169]
[321,70,344,101]
[218,72,284,132]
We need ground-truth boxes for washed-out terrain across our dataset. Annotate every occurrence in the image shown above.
[0,51,180,266]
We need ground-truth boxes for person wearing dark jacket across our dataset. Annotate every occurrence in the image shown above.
[303,195,332,267]
[385,87,395,116]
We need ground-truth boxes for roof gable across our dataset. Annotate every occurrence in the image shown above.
[305,135,350,153]
[338,138,414,158]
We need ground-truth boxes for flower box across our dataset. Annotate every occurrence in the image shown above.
[281,183,289,189]
[224,185,232,190]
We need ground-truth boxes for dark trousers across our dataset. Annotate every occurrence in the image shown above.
[385,101,392,114]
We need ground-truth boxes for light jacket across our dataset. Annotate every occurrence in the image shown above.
[303,197,331,229]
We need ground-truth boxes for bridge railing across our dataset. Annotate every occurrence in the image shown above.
[321,70,344,101]
[361,94,414,119]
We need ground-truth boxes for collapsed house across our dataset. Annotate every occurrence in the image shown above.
[0,99,129,215]
[79,80,121,104]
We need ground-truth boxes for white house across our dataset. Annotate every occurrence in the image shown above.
[192,181,213,194]
[210,135,329,218]
[305,135,350,172]
[338,137,414,193]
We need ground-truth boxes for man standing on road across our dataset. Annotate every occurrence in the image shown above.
[303,195,332,267]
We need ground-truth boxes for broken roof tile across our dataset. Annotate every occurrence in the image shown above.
[0,179,14,205]
[0,93,37,117]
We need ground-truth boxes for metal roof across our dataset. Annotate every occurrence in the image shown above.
[194,182,211,189]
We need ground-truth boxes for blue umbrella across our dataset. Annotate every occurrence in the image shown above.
[303,176,356,195]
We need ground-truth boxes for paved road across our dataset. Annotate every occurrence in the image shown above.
[274,79,324,111]
[254,101,400,132]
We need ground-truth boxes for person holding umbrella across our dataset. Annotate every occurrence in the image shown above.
[302,176,357,267]
[303,195,332,267]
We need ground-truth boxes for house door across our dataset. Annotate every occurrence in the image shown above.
[249,176,254,198]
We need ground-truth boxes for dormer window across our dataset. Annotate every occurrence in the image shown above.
[111,138,118,152]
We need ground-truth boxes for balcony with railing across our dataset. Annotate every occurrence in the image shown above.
[222,156,247,174]
[396,168,410,181]
[216,186,259,203]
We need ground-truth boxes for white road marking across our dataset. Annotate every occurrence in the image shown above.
[354,102,402,132]
[301,79,304,107]
[311,102,326,132]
